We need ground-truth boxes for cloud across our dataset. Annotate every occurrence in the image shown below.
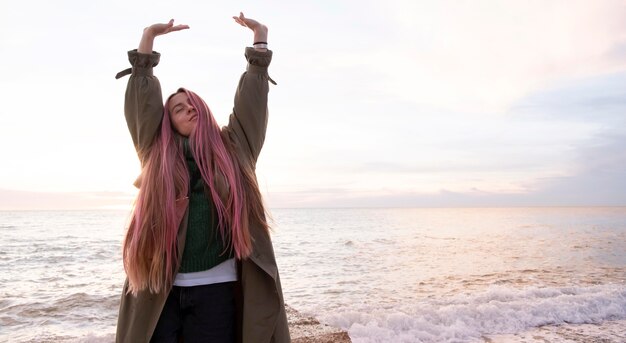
[357,0,626,112]
[264,67,626,208]
[265,188,530,208]
[2,0,625,208]
[512,71,626,121]
[525,132,626,205]
[0,189,136,210]
[265,127,626,208]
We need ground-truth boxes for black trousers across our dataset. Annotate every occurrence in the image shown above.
[150,282,236,343]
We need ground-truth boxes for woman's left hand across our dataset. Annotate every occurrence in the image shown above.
[233,12,267,33]
[233,12,268,50]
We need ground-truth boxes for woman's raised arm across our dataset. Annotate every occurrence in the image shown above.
[124,20,189,166]
[227,13,273,163]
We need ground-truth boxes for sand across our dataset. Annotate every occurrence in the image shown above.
[287,305,352,343]
[483,319,626,343]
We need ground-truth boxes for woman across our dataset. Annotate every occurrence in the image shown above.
[115,13,290,343]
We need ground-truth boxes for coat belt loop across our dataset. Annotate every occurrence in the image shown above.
[115,67,133,79]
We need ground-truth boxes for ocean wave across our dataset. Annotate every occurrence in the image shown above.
[323,283,626,343]
[1,292,120,326]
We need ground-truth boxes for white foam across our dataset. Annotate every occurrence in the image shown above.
[323,284,626,343]
[485,319,626,342]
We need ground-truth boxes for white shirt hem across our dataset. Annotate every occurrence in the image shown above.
[173,258,237,287]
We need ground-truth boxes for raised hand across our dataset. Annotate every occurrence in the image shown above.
[233,12,267,33]
[233,12,268,50]
[144,19,190,37]
[138,19,189,54]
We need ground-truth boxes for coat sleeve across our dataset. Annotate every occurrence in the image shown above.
[226,47,273,164]
[123,49,164,164]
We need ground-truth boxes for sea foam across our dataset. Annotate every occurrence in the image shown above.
[324,283,626,343]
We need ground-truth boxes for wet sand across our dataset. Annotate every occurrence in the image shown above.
[484,319,626,343]
[287,305,352,343]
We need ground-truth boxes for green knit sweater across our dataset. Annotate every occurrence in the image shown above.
[178,140,233,273]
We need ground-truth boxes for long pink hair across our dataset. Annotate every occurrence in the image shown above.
[123,88,269,295]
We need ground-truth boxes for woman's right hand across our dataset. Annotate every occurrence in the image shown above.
[138,19,189,54]
[144,19,190,38]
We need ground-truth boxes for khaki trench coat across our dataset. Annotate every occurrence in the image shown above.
[115,48,290,343]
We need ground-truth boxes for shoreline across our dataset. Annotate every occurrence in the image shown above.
[483,319,626,343]
[287,305,351,343]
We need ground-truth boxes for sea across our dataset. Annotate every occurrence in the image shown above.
[1,207,625,342]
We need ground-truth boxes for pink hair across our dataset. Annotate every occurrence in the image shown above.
[123,88,267,295]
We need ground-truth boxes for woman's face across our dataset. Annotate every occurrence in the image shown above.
[168,92,198,137]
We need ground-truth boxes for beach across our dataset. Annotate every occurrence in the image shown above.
[1,207,625,342]
[485,319,626,342]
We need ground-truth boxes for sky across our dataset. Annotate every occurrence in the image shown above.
[1,0,625,209]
